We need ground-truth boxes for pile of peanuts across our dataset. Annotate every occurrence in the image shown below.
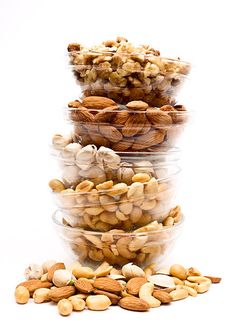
[56,206,182,267]
[67,37,190,106]
[68,97,188,150]
[15,261,221,315]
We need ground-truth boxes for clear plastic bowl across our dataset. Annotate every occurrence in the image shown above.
[66,104,190,151]
[51,160,180,231]
[68,49,190,106]
[53,209,184,267]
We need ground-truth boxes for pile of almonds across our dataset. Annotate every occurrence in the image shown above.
[15,260,221,315]
[68,96,188,151]
[67,37,190,106]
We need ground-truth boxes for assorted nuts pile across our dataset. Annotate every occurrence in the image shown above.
[53,207,182,266]
[67,37,190,106]
[15,260,221,315]
[67,96,188,150]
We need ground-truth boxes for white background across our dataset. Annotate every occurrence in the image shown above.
[0,0,235,322]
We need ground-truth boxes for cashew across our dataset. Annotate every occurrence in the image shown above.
[116,237,137,259]
[182,286,198,297]
[122,263,145,279]
[139,282,161,307]
[128,236,148,252]
[187,276,212,284]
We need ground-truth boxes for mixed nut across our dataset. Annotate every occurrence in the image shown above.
[15,260,221,315]
[54,206,182,266]
[67,96,188,150]
[67,37,190,106]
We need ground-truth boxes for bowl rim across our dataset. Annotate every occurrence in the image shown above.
[66,105,191,116]
[52,209,184,236]
[67,50,191,67]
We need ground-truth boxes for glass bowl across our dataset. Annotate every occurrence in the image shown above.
[66,103,190,151]
[52,209,184,267]
[68,48,190,106]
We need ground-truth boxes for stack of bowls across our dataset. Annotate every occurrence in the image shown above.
[49,37,191,267]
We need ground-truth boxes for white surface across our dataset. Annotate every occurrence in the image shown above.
[0,0,235,322]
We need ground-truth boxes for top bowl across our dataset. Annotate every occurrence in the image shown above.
[67,39,191,106]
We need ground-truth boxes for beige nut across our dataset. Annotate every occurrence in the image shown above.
[195,282,211,293]
[68,296,86,311]
[96,180,114,190]
[127,182,144,200]
[187,276,212,284]
[72,266,94,279]
[116,210,129,221]
[75,180,94,192]
[57,299,73,316]
[85,206,104,216]
[42,260,57,273]
[140,199,156,211]
[130,206,142,223]
[33,288,51,303]
[139,282,161,308]
[128,236,148,252]
[182,286,198,297]
[169,288,189,301]
[144,177,159,198]
[86,295,111,311]
[49,179,65,192]
[15,286,30,304]
[52,269,73,287]
[107,183,128,197]
[94,262,113,277]
[99,195,118,212]
[116,238,137,259]
[122,263,145,279]
[100,211,119,225]
[132,173,151,183]
[119,201,133,215]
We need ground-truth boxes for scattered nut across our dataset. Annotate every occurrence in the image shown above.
[57,299,73,316]
[15,286,30,304]
[24,264,44,280]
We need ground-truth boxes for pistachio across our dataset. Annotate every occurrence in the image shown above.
[52,269,73,287]
[122,263,145,279]
[24,264,44,280]
[75,144,97,170]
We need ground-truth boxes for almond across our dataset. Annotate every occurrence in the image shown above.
[122,113,147,137]
[99,125,123,143]
[49,286,76,303]
[94,107,117,123]
[126,101,149,111]
[82,96,117,109]
[132,129,166,150]
[93,277,123,293]
[204,276,222,283]
[152,290,172,303]
[74,278,94,293]
[118,296,150,311]
[70,107,95,123]
[146,108,172,127]
[89,132,111,147]
[47,263,66,282]
[17,280,52,296]
[93,289,120,304]
[112,110,130,125]
[111,139,133,151]
[126,277,148,295]
[68,100,83,108]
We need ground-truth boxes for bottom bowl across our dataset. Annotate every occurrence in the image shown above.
[52,209,184,268]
